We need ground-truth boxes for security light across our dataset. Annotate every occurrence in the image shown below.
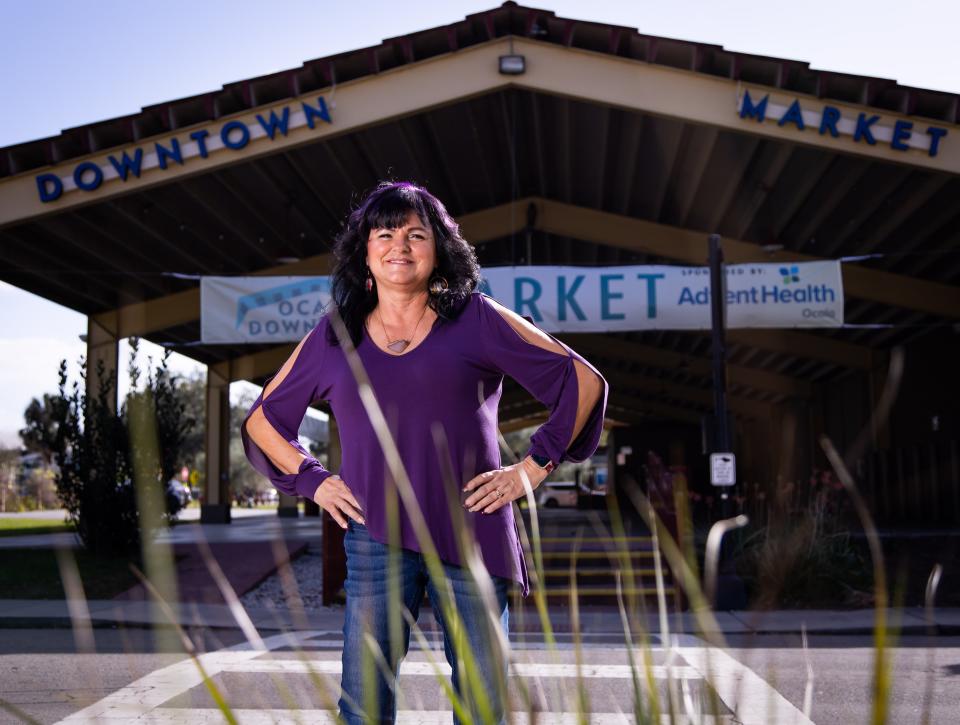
[499,54,526,75]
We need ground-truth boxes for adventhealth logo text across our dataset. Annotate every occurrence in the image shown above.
[676,283,836,307]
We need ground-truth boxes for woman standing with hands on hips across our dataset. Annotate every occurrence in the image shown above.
[242,181,608,725]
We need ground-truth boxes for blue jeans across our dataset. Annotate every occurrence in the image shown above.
[337,520,511,725]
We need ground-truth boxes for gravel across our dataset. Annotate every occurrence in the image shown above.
[239,545,340,612]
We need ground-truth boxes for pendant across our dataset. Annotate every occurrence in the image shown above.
[387,339,410,353]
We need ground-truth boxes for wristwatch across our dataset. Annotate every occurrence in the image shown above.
[527,452,556,474]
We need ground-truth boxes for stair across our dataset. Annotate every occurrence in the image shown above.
[513,533,682,610]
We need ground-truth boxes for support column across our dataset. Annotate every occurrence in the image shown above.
[868,349,892,451]
[277,402,300,516]
[322,414,347,605]
[85,315,118,414]
[303,411,329,517]
[277,493,299,517]
[201,364,231,524]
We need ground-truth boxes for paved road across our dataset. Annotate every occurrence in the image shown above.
[2,625,958,724]
[0,506,592,549]
[0,508,313,550]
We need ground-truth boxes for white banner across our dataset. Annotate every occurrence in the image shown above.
[201,276,333,344]
[200,262,843,343]
[481,261,844,332]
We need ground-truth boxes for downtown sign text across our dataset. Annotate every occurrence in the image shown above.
[34,96,332,202]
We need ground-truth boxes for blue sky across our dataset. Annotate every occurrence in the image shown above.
[1,0,957,444]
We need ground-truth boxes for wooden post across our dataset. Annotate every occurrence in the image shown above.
[85,315,118,414]
[322,414,347,605]
[200,365,232,524]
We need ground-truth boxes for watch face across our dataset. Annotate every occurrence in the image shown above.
[531,453,554,471]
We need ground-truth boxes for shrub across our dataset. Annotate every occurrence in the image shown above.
[29,343,195,556]
[735,469,873,608]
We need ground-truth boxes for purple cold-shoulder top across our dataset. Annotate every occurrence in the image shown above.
[241,290,609,597]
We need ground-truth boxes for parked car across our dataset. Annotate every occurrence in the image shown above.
[536,481,578,508]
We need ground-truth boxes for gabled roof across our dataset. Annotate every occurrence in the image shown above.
[2,0,958,180]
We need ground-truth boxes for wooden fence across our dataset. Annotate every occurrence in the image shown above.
[859,439,960,527]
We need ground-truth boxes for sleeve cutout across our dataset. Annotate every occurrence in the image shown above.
[483,295,572,358]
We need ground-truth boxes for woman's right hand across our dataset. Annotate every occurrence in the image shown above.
[314,474,365,529]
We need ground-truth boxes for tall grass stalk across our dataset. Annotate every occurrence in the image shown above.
[0,698,42,724]
[402,607,474,724]
[128,563,238,725]
[53,546,96,655]
[52,545,105,711]
[819,438,891,725]
[567,532,590,723]
[615,571,658,725]
[267,535,352,720]
[192,533,315,719]
[127,385,180,654]
[622,486,733,721]
[800,625,814,719]
[599,492,663,723]
[647,497,681,723]
[817,347,904,725]
[920,564,943,725]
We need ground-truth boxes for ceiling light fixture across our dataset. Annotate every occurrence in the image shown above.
[499,54,525,75]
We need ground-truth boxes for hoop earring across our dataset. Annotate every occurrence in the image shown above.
[365,266,374,293]
[429,273,449,296]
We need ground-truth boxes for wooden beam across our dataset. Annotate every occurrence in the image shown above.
[499,364,770,421]
[106,194,957,344]
[211,344,295,383]
[725,329,872,370]
[96,200,528,338]
[600,368,771,420]
[562,333,808,397]
[534,198,960,320]
[607,394,704,425]
[7,36,957,231]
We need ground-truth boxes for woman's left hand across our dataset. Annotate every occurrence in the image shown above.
[463,458,549,514]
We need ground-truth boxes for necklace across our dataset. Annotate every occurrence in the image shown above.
[377,303,429,354]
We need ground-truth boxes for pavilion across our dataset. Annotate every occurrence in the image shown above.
[1,1,957,533]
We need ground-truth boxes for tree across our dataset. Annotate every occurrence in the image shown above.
[20,393,65,465]
[26,343,198,555]
[125,339,195,487]
[0,447,19,512]
[52,357,140,554]
[174,371,206,472]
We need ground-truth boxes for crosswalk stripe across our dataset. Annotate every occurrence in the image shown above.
[141,708,725,724]
[222,659,701,680]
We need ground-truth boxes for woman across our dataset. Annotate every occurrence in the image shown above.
[242,181,608,724]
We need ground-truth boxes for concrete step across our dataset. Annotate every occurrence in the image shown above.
[512,584,681,608]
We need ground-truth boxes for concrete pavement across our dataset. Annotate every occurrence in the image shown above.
[1,596,958,637]
[3,510,959,724]
[2,507,958,636]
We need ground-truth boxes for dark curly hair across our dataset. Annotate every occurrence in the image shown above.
[326,181,482,348]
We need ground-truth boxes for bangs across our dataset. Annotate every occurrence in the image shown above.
[362,183,430,233]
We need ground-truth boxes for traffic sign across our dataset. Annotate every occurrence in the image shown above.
[710,453,736,486]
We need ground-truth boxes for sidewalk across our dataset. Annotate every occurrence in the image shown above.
[1,596,958,637]
[3,509,958,637]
